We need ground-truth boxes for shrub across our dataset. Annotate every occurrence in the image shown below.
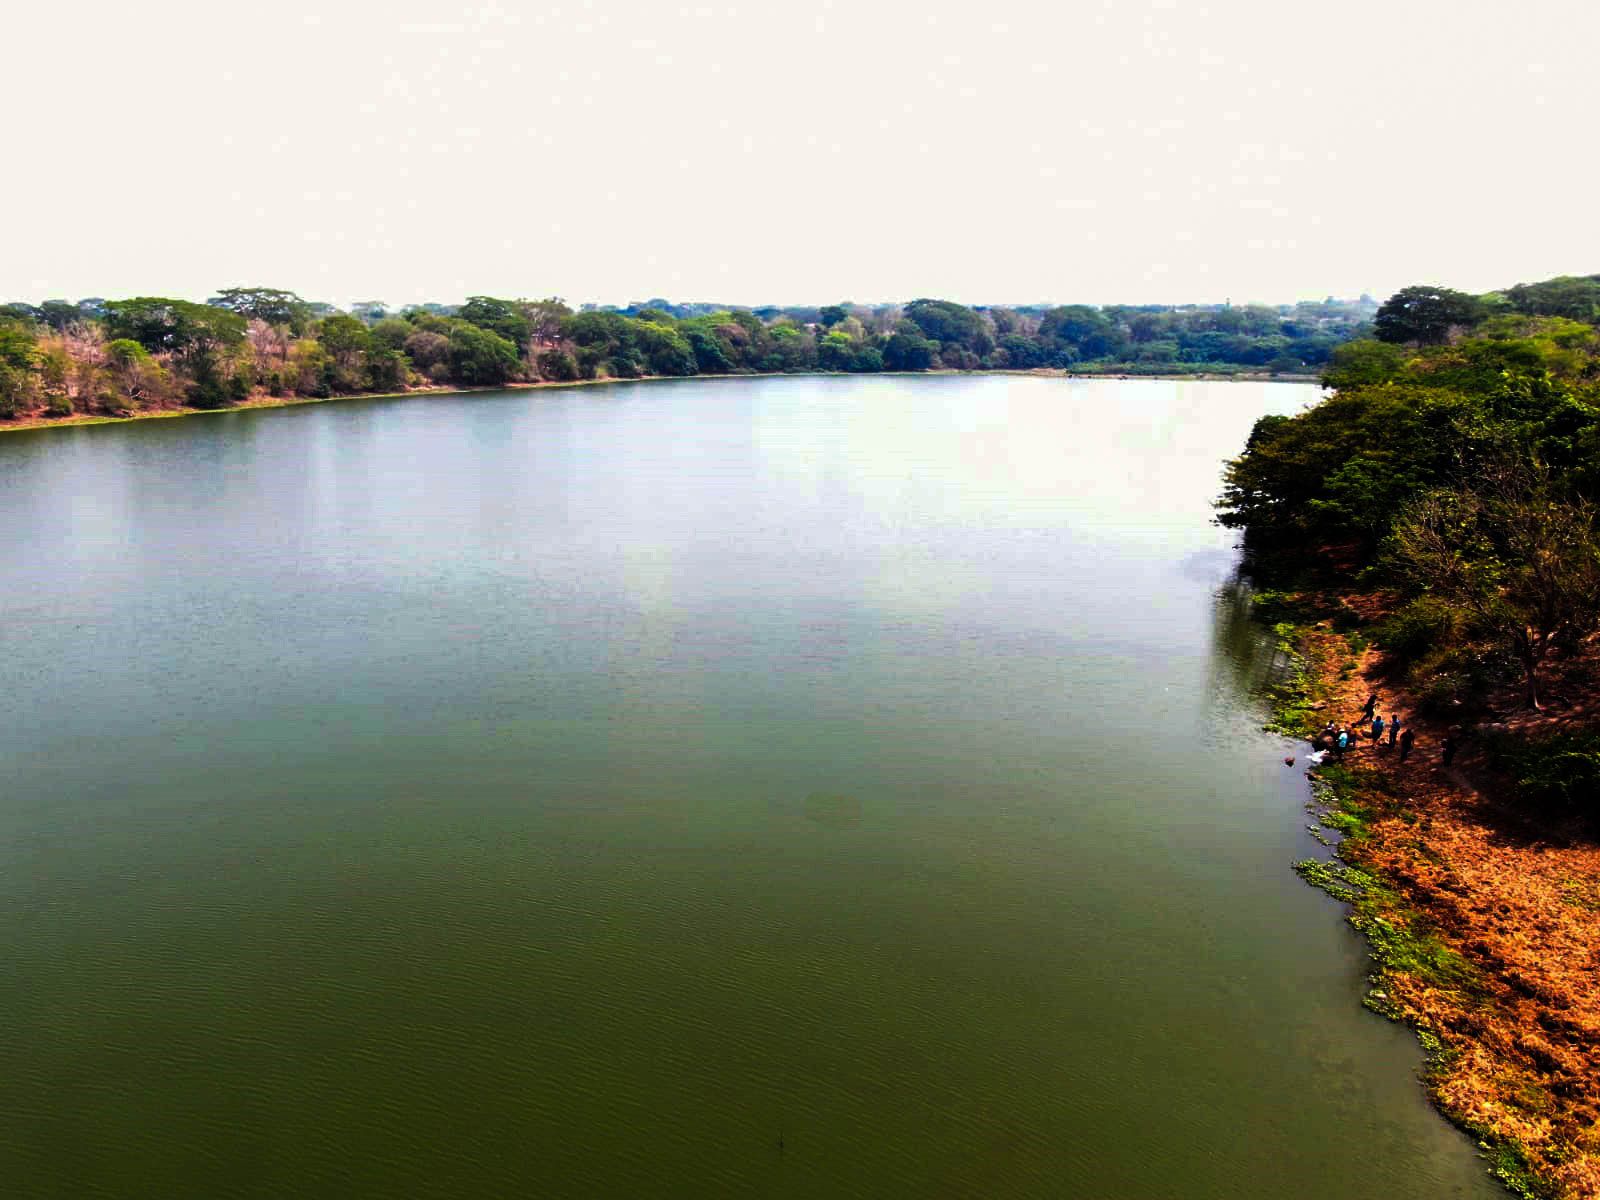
[1484,728,1600,824]
[537,350,579,382]
[1373,597,1462,661]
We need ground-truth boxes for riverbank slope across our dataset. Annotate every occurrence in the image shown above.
[1277,617,1600,1200]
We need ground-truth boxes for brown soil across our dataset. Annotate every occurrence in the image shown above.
[1303,627,1600,1198]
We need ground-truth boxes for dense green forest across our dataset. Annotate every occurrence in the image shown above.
[0,288,1375,420]
[1218,273,1600,818]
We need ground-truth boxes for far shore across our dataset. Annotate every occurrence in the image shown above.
[0,367,1322,436]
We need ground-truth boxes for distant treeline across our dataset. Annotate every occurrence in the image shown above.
[0,288,1378,420]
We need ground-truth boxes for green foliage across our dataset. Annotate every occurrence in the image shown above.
[536,350,579,382]
[0,320,38,418]
[315,314,373,392]
[447,323,520,386]
[884,329,937,370]
[1040,304,1123,359]
[1370,596,1462,661]
[186,346,232,409]
[370,318,414,352]
[459,296,532,353]
[1322,338,1406,388]
[904,299,994,356]
[366,348,408,392]
[1503,274,1600,322]
[1374,285,1485,345]
[683,328,732,374]
[106,297,247,357]
[1484,728,1600,822]
[207,287,311,332]
[1392,464,1600,708]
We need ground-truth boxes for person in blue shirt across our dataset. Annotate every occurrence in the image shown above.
[1372,714,1386,742]
[1388,714,1401,746]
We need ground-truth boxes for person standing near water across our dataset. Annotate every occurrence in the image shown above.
[1399,727,1415,762]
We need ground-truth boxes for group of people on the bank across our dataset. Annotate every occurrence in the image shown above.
[1310,691,1459,767]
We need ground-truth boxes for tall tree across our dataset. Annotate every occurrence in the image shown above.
[1374,285,1485,346]
[1393,461,1600,708]
[459,296,532,354]
[208,287,312,332]
[0,320,38,417]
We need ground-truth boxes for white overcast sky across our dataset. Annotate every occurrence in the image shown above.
[5,0,1598,308]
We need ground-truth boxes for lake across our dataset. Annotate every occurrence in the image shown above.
[0,375,1499,1198]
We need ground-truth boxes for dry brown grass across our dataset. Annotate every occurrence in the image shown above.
[1312,640,1600,1198]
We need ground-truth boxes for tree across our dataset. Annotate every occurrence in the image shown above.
[317,314,372,382]
[1393,461,1600,708]
[38,342,72,415]
[208,287,311,332]
[0,320,38,417]
[447,323,519,386]
[105,339,164,410]
[37,300,81,331]
[1322,339,1406,389]
[403,329,451,372]
[817,330,856,371]
[519,298,572,348]
[366,348,408,392]
[634,322,697,376]
[883,329,936,370]
[1503,275,1600,321]
[1039,305,1124,358]
[105,298,247,357]
[536,350,579,381]
[459,296,532,353]
[1374,286,1484,346]
[685,328,732,374]
[105,298,247,408]
[904,300,993,356]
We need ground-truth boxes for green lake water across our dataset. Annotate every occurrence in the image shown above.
[0,375,1500,1198]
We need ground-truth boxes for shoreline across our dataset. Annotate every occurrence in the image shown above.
[1270,618,1599,1199]
[0,367,1321,437]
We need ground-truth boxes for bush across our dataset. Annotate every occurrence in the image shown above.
[1484,728,1600,823]
[1408,644,1516,718]
[1525,751,1600,809]
[537,350,579,382]
[1373,597,1461,661]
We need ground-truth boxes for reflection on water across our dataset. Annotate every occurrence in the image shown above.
[1208,572,1299,709]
